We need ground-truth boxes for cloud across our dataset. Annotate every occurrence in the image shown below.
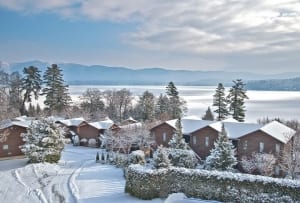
[1,0,300,68]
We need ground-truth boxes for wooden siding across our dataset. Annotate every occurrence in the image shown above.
[190,126,219,159]
[0,126,26,158]
[151,123,175,147]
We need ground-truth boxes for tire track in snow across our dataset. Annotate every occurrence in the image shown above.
[68,159,93,203]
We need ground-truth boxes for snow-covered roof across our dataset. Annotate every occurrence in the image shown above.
[260,121,296,144]
[13,116,35,122]
[59,117,86,127]
[223,122,263,139]
[47,116,65,122]
[164,117,214,134]
[120,122,142,129]
[0,119,31,130]
[89,118,114,130]
[126,117,138,123]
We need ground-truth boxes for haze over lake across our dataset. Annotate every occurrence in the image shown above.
[68,85,300,123]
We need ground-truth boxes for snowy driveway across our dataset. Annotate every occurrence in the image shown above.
[0,145,163,203]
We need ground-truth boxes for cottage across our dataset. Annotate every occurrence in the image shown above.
[0,120,29,158]
[150,116,296,163]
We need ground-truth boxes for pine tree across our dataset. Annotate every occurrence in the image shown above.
[42,64,72,115]
[227,79,248,122]
[20,118,65,163]
[137,90,155,121]
[166,81,186,119]
[213,83,229,121]
[168,118,188,149]
[153,146,172,169]
[21,66,42,115]
[9,71,23,112]
[96,152,100,162]
[202,106,214,121]
[155,93,170,120]
[205,124,237,171]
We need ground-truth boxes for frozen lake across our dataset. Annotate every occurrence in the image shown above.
[68,85,300,123]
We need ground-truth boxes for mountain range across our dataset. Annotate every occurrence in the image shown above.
[3,60,300,87]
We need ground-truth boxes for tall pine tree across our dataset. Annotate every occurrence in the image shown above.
[166,81,186,119]
[227,79,248,122]
[205,124,237,171]
[42,64,71,115]
[21,66,42,115]
[213,83,229,121]
[155,93,170,120]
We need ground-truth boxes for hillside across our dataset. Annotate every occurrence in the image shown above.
[247,78,300,91]
[5,60,300,87]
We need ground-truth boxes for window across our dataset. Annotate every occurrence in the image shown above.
[259,142,264,153]
[3,145,8,150]
[163,132,166,142]
[243,140,248,151]
[205,137,209,147]
[275,165,280,176]
[275,144,280,155]
[192,136,197,145]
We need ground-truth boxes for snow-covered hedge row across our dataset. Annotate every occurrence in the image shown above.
[125,165,300,202]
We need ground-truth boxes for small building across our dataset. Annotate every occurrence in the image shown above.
[0,120,29,158]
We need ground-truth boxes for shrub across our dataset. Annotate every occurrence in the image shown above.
[153,146,171,169]
[167,148,197,169]
[129,150,146,165]
[88,138,97,147]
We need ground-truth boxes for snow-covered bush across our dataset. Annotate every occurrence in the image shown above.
[205,125,237,171]
[113,152,129,168]
[88,138,97,147]
[167,148,197,169]
[168,118,188,150]
[20,119,65,163]
[80,138,87,143]
[73,135,79,146]
[241,152,276,176]
[128,150,145,165]
[125,165,300,201]
[153,146,171,169]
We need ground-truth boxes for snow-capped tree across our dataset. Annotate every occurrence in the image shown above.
[168,118,188,149]
[205,124,237,171]
[227,79,248,122]
[213,83,229,121]
[153,146,172,169]
[20,119,65,163]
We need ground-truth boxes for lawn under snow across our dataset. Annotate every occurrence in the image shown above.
[0,145,218,203]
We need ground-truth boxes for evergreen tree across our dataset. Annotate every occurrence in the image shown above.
[227,79,248,122]
[137,90,155,121]
[153,146,172,169]
[205,124,237,171]
[42,64,72,115]
[213,83,229,121]
[20,118,65,163]
[168,117,188,149]
[96,152,100,162]
[166,81,186,119]
[36,103,42,115]
[9,71,23,112]
[28,103,35,116]
[202,106,214,121]
[21,66,42,115]
[155,93,170,120]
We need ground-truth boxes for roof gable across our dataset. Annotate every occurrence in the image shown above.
[260,121,296,144]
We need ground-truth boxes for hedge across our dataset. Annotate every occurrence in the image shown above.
[125,165,300,202]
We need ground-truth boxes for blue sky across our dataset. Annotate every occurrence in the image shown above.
[0,0,300,73]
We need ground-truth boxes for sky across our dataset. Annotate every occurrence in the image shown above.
[0,0,300,73]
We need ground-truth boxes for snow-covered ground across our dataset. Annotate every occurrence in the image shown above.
[0,145,218,203]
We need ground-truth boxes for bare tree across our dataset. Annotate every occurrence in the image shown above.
[280,131,300,179]
[0,129,9,143]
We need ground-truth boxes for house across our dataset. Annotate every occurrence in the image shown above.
[58,117,119,147]
[150,117,296,163]
[0,120,30,158]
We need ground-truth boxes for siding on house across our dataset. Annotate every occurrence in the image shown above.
[0,126,26,158]
[190,126,219,159]
[237,130,283,160]
[151,123,176,147]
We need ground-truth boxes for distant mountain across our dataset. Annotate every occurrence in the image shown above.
[247,78,300,91]
[5,60,300,87]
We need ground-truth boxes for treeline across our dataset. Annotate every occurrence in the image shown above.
[247,77,300,91]
[0,64,187,123]
[0,64,71,119]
